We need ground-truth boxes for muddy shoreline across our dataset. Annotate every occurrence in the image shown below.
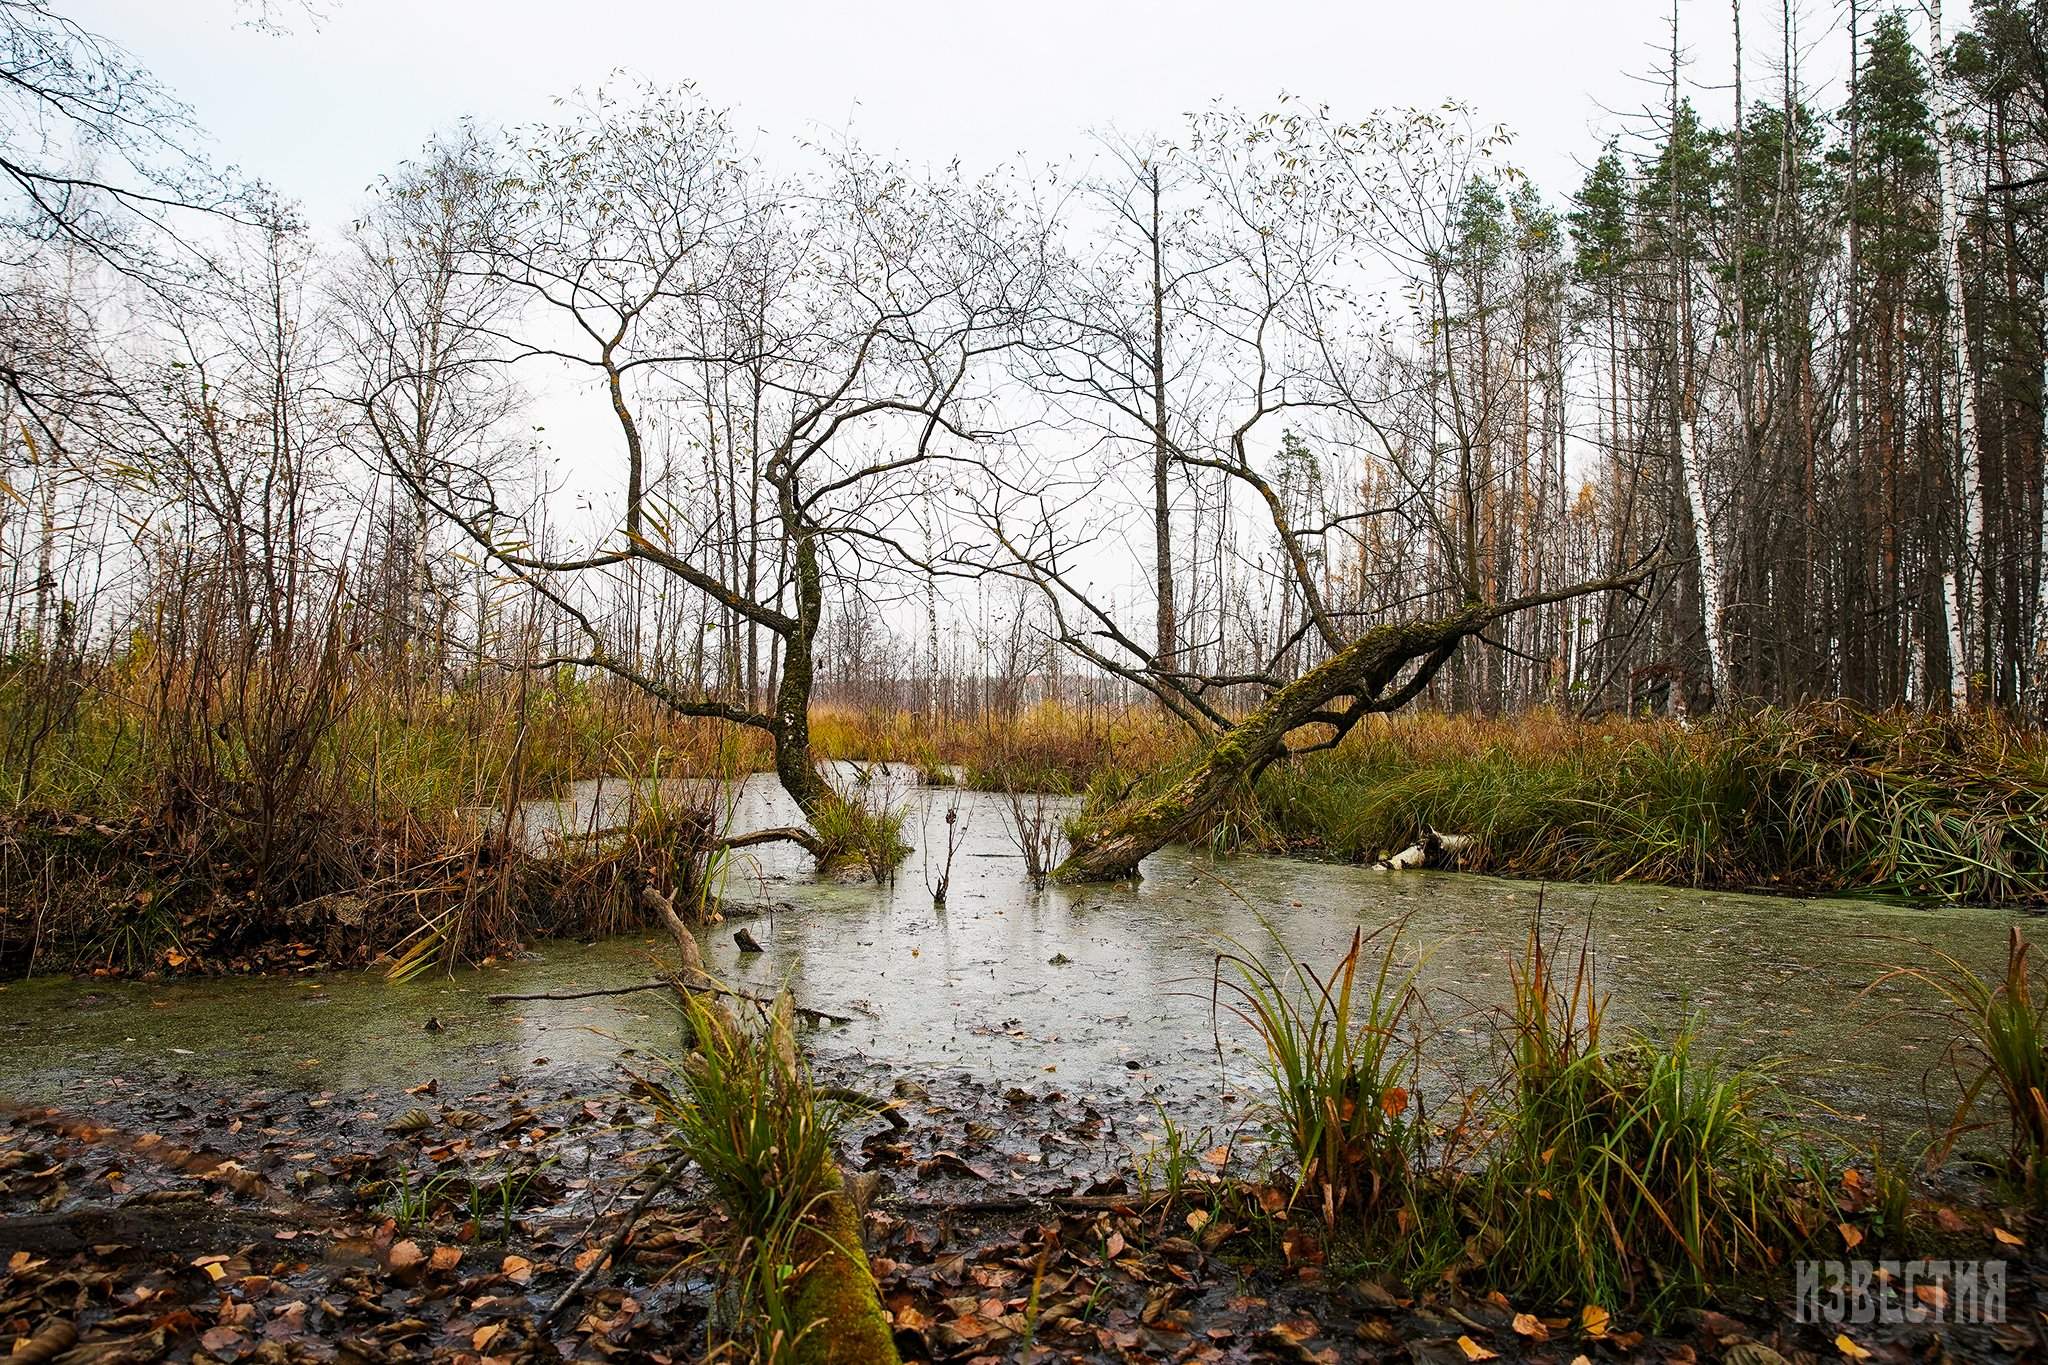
[5,1012,2043,1364]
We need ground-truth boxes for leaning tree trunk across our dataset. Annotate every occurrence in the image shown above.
[1057,574,1651,882]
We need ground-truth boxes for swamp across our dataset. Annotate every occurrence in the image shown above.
[5,1,2048,1361]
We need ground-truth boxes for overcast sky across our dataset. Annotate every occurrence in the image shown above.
[72,0,1864,234]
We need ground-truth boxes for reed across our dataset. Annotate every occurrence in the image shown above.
[811,700,1180,795]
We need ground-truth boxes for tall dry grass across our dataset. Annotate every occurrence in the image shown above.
[810,701,1182,794]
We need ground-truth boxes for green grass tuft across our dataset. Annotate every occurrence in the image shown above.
[1880,925,2048,1199]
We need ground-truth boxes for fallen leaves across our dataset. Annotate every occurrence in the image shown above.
[5,1031,2029,1365]
[384,1238,425,1284]
[384,1107,435,1135]
[196,1324,247,1358]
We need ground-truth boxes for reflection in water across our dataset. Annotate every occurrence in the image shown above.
[2,763,2036,1158]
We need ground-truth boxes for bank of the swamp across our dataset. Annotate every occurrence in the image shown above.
[812,703,2048,905]
[0,664,768,975]
[1119,706,2048,907]
[0,801,685,977]
[3,1053,2038,1364]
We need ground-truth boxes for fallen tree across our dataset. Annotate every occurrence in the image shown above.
[1057,573,1657,882]
[631,888,903,1363]
[968,108,1667,884]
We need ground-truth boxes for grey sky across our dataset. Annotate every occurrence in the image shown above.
[73,0,1857,233]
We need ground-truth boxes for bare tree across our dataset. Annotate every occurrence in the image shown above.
[368,85,1052,830]
[334,124,518,685]
[988,104,1659,879]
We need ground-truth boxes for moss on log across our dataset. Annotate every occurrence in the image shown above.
[785,1174,902,1365]
[1058,572,1651,882]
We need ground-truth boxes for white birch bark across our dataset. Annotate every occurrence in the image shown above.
[1679,407,1728,694]
[1932,0,1982,706]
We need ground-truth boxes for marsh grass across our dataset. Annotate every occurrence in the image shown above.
[1879,926,2048,1198]
[1218,918,1827,1321]
[1214,920,1427,1231]
[644,992,883,1362]
[1258,706,2048,906]
[810,789,910,882]
[810,702,1180,796]
[1481,923,1823,1319]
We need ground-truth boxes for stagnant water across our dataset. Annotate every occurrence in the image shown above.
[2,764,2041,1163]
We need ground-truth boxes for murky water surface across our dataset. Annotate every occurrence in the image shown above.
[3,765,2040,1156]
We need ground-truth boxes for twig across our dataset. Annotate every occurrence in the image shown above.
[485,979,855,1026]
[540,1158,680,1327]
[485,982,672,1002]
[891,1191,1170,1215]
[818,1086,910,1132]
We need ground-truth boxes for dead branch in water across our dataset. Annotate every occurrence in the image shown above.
[485,979,856,1026]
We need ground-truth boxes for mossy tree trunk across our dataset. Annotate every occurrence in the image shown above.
[768,523,838,823]
[651,909,900,1365]
[785,1176,902,1365]
[1057,575,1651,882]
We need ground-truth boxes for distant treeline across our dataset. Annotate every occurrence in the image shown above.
[0,2,2043,838]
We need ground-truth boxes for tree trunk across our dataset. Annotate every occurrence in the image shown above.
[769,502,838,823]
[1934,0,1983,707]
[1149,166,1178,668]
[1056,573,1647,881]
[646,899,899,1365]
[785,1176,902,1365]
